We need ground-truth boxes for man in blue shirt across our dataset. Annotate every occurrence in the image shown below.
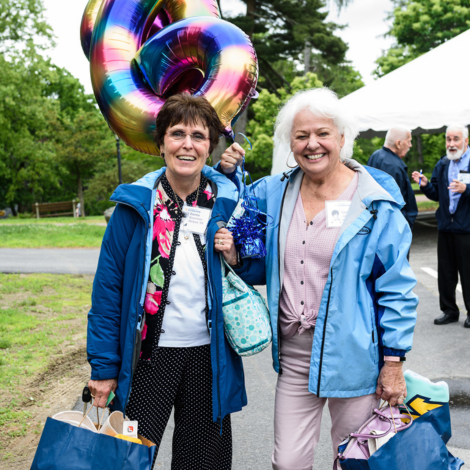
[368,127,418,229]
[412,125,470,328]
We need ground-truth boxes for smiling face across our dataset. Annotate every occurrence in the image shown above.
[160,120,211,183]
[290,109,344,180]
[446,129,468,161]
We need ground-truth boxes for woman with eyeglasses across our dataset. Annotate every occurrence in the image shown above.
[86,93,247,469]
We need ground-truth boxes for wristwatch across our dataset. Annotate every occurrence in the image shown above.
[384,356,406,362]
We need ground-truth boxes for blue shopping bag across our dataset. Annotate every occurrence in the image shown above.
[340,405,464,470]
[31,417,156,470]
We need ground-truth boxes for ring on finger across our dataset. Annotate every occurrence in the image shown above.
[218,239,223,245]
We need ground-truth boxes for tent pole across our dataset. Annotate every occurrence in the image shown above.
[417,135,423,165]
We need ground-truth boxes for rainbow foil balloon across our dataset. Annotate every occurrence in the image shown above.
[80,0,259,155]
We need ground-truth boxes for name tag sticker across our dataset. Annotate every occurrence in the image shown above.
[325,201,351,228]
[181,203,212,235]
[458,172,470,184]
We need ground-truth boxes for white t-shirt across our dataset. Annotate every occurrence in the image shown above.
[158,229,210,347]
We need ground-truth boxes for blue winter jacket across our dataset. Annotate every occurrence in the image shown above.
[87,166,248,424]
[420,155,470,233]
[222,159,418,398]
[368,147,418,229]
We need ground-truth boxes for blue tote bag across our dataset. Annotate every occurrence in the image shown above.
[31,418,156,470]
[339,405,464,470]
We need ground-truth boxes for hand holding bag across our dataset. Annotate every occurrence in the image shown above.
[338,403,413,463]
[31,397,156,470]
[220,254,272,357]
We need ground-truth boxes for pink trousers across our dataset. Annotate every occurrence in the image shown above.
[272,330,379,470]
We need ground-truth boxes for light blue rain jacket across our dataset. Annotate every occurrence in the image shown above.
[223,159,419,398]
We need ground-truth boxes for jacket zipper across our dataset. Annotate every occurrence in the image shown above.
[205,217,222,428]
[317,268,333,397]
[276,182,289,375]
[214,269,222,430]
[115,200,149,411]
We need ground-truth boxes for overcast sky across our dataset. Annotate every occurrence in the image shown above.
[41,0,395,94]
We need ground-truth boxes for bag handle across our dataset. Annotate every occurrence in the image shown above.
[350,403,413,440]
[219,253,238,278]
[78,397,105,431]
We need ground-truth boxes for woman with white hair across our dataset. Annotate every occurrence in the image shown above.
[216,87,418,469]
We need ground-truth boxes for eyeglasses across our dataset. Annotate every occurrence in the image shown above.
[166,131,209,144]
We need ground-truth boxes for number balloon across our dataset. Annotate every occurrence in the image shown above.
[80,0,259,155]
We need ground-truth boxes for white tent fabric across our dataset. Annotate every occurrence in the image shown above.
[340,28,470,136]
[272,29,470,175]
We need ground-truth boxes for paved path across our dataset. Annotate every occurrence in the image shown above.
[0,248,99,275]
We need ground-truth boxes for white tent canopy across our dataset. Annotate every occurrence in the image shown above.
[272,29,470,175]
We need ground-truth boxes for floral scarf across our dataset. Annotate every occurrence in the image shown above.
[140,173,216,360]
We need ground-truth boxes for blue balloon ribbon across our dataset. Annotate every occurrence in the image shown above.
[228,134,272,259]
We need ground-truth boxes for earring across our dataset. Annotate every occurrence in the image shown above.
[207,155,212,166]
[286,151,298,169]
[161,152,165,159]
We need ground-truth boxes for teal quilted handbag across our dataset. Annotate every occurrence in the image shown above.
[220,256,272,357]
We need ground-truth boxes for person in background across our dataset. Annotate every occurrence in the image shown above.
[218,88,418,470]
[368,126,418,229]
[412,125,470,328]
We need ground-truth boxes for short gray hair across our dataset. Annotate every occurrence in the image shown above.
[446,124,469,139]
[274,87,359,161]
[384,126,412,148]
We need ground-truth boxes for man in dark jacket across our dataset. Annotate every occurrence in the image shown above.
[368,126,418,228]
[412,125,470,328]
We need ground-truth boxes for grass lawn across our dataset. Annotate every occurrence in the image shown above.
[0,223,106,248]
[0,216,104,225]
[0,273,92,459]
[417,201,439,212]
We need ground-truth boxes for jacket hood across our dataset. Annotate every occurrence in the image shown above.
[347,159,405,209]
[284,159,405,209]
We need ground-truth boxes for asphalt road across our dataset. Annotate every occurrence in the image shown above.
[0,248,100,275]
[3,221,470,467]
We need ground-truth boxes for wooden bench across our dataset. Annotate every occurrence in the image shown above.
[35,200,77,219]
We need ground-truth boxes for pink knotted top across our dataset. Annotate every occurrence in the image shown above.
[279,172,358,338]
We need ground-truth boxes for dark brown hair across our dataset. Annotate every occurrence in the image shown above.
[154,94,225,154]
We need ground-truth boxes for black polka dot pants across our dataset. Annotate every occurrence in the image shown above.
[126,345,232,470]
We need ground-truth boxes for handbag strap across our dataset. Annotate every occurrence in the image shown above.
[219,253,238,278]
[350,404,413,440]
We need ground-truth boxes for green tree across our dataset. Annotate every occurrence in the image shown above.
[309,57,364,98]
[0,52,64,214]
[53,109,117,217]
[375,0,470,77]
[228,0,348,93]
[244,72,323,179]
[85,156,164,215]
[0,0,54,53]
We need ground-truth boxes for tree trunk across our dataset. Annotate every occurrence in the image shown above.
[211,136,227,166]
[416,135,423,165]
[246,0,256,38]
[234,109,248,145]
[77,168,86,217]
[304,41,311,75]
[10,204,17,217]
